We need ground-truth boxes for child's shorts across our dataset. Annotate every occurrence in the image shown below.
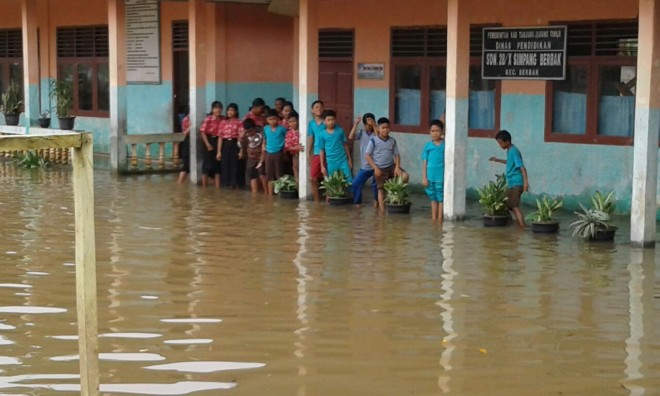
[246,158,265,180]
[506,186,524,209]
[425,181,444,203]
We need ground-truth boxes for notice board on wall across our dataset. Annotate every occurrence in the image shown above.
[126,0,161,84]
[482,26,567,80]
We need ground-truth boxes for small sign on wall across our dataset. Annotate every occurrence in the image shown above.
[357,63,385,80]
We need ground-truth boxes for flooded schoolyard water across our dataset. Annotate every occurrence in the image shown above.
[0,162,659,395]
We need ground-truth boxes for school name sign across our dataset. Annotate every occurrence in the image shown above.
[482,26,567,80]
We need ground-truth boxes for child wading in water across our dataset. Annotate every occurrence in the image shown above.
[285,110,305,183]
[200,101,224,188]
[365,117,402,212]
[319,109,353,183]
[489,130,530,227]
[262,109,288,196]
[349,113,379,207]
[217,103,243,189]
[421,120,445,224]
[177,108,191,184]
[241,118,266,194]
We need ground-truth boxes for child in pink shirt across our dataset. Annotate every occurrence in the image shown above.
[285,110,305,183]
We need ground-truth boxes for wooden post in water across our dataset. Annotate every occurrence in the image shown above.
[71,133,100,396]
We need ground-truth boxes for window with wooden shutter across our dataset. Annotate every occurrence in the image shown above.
[0,29,24,110]
[172,21,189,51]
[319,30,354,59]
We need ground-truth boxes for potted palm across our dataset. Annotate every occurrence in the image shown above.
[50,79,75,130]
[274,174,298,199]
[477,174,509,227]
[526,196,563,234]
[38,111,51,128]
[384,175,412,214]
[320,170,351,205]
[569,191,617,242]
[2,80,23,126]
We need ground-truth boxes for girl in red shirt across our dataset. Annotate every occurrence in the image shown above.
[200,101,223,188]
[216,103,243,189]
[285,110,305,183]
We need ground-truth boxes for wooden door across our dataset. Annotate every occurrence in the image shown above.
[172,21,189,132]
[319,60,354,132]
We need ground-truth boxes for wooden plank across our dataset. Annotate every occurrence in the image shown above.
[71,133,100,396]
[0,134,84,151]
[123,133,185,144]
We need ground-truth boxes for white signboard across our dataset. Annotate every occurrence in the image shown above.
[126,0,161,84]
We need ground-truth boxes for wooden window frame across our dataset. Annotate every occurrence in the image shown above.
[545,21,637,146]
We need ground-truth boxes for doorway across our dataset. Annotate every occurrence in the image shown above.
[172,20,189,132]
[318,29,354,131]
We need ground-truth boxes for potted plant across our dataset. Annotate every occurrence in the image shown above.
[13,150,47,169]
[569,191,617,242]
[320,170,351,205]
[526,196,563,234]
[38,111,51,128]
[2,80,23,126]
[50,79,75,130]
[274,174,298,199]
[383,175,412,214]
[477,174,510,227]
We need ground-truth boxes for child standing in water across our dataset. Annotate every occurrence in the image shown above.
[319,109,353,182]
[262,109,289,196]
[421,120,446,224]
[177,107,191,184]
[365,117,402,212]
[285,110,305,183]
[217,103,243,189]
[349,113,378,206]
[241,118,266,194]
[489,130,530,227]
[200,101,223,188]
[307,100,325,202]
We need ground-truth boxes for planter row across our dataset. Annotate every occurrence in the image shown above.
[4,114,75,130]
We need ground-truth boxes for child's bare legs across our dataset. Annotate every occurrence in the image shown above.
[431,201,439,222]
[512,207,525,227]
[377,189,385,212]
[260,176,268,195]
[311,178,320,202]
[250,178,259,194]
[214,174,221,189]
[177,171,187,184]
[292,156,299,184]
[202,174,208,188]
[268,181,274,197]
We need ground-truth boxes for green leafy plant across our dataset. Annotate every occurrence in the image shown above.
[320,170,350,198]
[569,205,615,239]
[2,80,23,115]
[13,151,48,169]
[526,196,563,223]
[383,175,411,205]
[477,174,509,216]
[50,79,74,118]
[274,174,297,194]
[591,190,616,215]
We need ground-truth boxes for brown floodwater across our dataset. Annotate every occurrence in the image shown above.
[0,162,659,395]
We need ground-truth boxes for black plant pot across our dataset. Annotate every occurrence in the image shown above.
[483,215,510,227]
[38,118,51,128]
[590,228,617,242]
[279,190,298,199]
[4,113,19,126]
[328,196,351,206]
[386,203,411,214]
[531,221,560,234]
[58,116,75,130]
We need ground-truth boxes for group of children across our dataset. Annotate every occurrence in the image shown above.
[177,97,529,227]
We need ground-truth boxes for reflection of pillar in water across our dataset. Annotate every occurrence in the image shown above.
[293,204,311,396]
[437,224,458,393]
[621,250,653,396]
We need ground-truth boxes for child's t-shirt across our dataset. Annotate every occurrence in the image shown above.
[355,128,375,170]
[218,118,243,139]
[318,127,348,163]
[200,115,223,136]
[365,135,399,169]
[506,145,524,187]
[264,125,288,153]
[285,129,300,150]
[421,140,445,183]
[308,119,325,155]
[244,131,263,160]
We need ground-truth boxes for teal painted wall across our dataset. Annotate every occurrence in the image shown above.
[206,82,293,115]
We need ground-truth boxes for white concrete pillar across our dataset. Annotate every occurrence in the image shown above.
[108,0,128,173]
[297,0,310,199]
[444,0,470,220]
[631,0,660,247]
[21,0,40,131]
[189,0,207,183]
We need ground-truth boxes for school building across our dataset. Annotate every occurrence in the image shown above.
[1,0,659,246]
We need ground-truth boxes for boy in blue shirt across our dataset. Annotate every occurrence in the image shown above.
[262,109,288,196]
[307,100,325,202]
[348,113,379,207]
[489,130,530,227]
[365,117,402,212]
[319,109,353,183]
[421,120,445,224]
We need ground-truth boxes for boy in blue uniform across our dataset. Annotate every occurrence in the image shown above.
[262,109,289,196]
[421,120,445,224]
[348,113,378,207]
[365,117,402,212]
[319,109,353,183]
[307,100,325,202]
[489,130,530,227]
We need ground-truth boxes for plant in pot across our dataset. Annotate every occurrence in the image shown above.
[477,173,510,227]
[383,175,412,214]
[1,80,23,126]
[274,174,298,199]
[50,79,75,130]
[13,150,48,169]
[569,191,617,242]
[526,196,563,234]
[38,111,51,128]
[320,170,351,205]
